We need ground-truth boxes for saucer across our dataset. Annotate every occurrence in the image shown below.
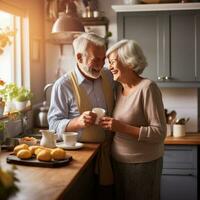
[56,142,84,150]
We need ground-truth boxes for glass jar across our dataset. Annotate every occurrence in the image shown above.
[0,97,5,116]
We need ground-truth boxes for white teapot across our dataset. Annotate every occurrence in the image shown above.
[40,130,57,148]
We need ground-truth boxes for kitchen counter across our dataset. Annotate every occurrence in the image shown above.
[164,133,200,145]
[0,143,100,200]
[1,134,200,199]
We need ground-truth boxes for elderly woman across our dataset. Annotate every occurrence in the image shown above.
[99,40,166,200]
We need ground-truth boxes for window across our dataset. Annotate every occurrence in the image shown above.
[0,11,14,83]
[0,3,29,87]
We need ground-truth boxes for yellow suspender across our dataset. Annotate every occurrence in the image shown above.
[70,70,114,185]
[70,71,114,115]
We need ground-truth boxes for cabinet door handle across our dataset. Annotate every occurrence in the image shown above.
[158,76,170,81]
[164,76,170,80]
[158,76,164,80]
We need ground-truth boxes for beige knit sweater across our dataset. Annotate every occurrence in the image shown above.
[112,79,166,163]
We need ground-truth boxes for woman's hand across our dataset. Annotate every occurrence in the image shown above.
[99,116,120,132]
[99,116,140,137]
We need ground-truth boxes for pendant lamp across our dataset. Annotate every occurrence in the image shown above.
[51,0,85,44]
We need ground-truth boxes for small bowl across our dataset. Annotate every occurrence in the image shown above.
[18,136,38,146]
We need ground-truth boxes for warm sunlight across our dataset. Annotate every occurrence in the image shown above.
[0,10,13,83]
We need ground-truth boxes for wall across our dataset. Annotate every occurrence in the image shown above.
[98,0,121,46]
[44,0,198,132]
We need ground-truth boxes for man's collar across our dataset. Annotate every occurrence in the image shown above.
[75,65,86,85]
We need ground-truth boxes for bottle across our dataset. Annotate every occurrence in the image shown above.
[86,1,93,18]
[0,97,5,116]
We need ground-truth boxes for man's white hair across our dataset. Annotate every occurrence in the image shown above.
[106,39,147,75]
[73,32,105,55]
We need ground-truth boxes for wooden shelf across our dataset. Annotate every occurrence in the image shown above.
[80,17,109,26]
[0,105,32,121]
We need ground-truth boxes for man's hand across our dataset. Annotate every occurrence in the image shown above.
[66,111,97,132]
[78,111,97,128]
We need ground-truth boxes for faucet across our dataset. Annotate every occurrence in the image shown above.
[43,83,54,102]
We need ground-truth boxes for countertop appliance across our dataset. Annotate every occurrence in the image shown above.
[36,83,54,128]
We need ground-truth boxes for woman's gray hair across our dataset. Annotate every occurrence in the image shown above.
[73,32,105,55]
[106,39,147,75]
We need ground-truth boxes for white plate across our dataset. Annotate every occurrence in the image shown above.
[56,142,84,150]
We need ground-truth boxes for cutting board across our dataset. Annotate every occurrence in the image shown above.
[7,154,72,168]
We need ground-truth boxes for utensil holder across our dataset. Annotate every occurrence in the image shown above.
[166,124,172,137]
[173,124,186,137]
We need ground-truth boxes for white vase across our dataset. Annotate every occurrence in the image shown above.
[14,101,28,111]
[5,101,15,113]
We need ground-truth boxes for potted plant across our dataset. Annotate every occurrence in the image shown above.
[0,165,19,200]
[14,87,33,111]
[0,83,19,112]
[0,83,33,112]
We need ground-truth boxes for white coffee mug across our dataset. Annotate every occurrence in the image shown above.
[173,124,186,138]
[92,107,106,125]
[62,132,78,146]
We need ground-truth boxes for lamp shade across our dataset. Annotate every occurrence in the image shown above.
[51,4,85,44]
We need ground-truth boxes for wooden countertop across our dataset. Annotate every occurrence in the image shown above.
[0,143,100,200]
[164,133,200,145]
[1,134,200,199]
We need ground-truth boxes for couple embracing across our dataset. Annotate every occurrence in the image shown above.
[48,32,166,200]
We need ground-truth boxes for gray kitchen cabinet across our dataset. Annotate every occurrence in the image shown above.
[117,10,200,86]
[161,145,198,200]
[170,11,200,82]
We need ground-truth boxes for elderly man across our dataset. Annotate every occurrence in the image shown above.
[48,33,114,188]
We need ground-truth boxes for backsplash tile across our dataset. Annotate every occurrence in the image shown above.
[161,88,198,132]
[161,88,197,108]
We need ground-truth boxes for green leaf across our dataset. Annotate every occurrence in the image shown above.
[0,83,33,102]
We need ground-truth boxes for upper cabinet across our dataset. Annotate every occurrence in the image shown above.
[112,3,200,87]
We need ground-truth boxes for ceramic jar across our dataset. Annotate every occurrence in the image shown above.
[173,124,186,137]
